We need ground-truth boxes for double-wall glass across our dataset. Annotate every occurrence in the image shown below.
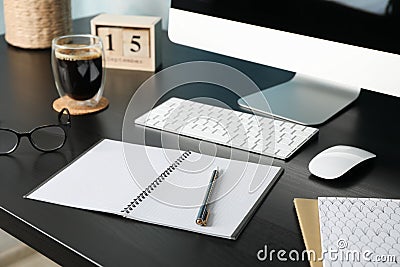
[52,34,105,107]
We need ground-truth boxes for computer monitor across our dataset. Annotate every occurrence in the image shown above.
[168,0,400,125]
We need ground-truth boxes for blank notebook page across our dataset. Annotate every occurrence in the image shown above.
[130,153,281,238]
[26,139,174,215]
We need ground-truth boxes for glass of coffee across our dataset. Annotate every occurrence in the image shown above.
[51,34,105,107]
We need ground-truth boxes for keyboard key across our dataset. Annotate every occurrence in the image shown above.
[276,150,290,159]
[303,127,317,134]
[278,138,294,146]
[276,143,294,153]
[294,124,306,131]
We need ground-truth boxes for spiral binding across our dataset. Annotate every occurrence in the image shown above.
[121,151,192,214]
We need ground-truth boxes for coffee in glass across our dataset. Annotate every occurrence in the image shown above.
[52,35,105,107]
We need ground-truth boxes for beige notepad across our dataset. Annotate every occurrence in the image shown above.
[293,198,323,267]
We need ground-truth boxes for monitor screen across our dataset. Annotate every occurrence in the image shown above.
[172,0,400,55]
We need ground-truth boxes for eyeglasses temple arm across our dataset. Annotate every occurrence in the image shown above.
[58,108,71,126]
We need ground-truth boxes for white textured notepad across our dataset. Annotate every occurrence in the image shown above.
[25,139,282,240]
[318,197,400,266]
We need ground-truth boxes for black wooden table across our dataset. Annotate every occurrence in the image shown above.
[0,17,399,266]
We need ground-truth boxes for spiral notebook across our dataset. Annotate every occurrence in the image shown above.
[25,139,282,239]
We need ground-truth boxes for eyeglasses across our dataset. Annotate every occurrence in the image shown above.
[0,108,71,155]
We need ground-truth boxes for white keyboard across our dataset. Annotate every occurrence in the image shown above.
[135,98,318,160]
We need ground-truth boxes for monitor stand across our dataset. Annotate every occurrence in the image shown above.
[237,73,360,126]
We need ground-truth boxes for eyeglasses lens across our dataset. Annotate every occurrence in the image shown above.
[0,130,18,154]
[31,126,66,152]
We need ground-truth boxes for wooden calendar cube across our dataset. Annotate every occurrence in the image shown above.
[91,14,162,71]
[122,28,150,58]
[97,27,123,57]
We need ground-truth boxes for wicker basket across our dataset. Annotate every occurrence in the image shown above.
[4,0,72,49]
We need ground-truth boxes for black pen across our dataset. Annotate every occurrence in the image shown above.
[196,167,220,226]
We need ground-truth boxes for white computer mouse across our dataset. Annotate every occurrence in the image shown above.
[308,145,376,179]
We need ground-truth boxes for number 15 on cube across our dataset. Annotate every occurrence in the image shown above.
[91,14,161,71]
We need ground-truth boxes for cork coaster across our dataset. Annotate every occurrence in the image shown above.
[53,96,109,115]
